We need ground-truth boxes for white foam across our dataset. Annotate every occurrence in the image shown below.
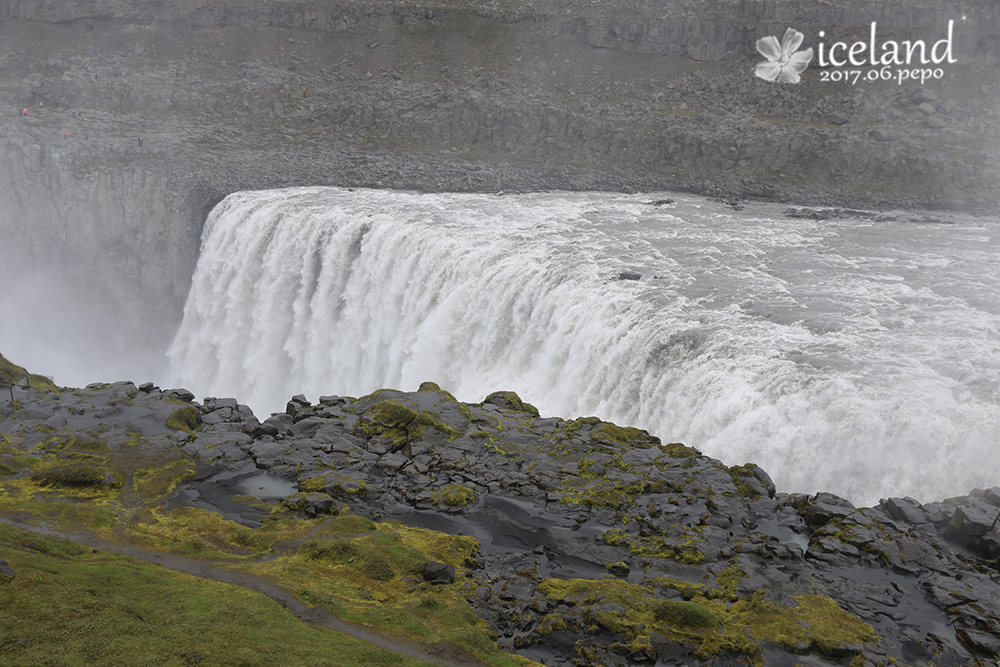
[169,188,1000,506]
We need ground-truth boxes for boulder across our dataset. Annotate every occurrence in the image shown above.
[605,561,630,577]
[422,561,455,585]
[281,492,335,517]
[0,558,14,582]
[166,388,195,402]
[880,497,927,525]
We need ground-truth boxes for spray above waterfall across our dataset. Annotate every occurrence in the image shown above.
[169,187,1000,506]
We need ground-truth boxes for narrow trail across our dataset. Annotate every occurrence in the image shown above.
[0,512,494,667]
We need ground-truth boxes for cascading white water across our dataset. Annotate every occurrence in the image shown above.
[169,187,1000,506]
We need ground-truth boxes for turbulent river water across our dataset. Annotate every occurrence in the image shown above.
[168,187,1000,507]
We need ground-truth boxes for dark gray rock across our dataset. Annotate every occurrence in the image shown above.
[948,497,1000,538]
[422,561,455,585]
[290,417,327,438]
[605,561,630,577]
[166,388,195,402]
[880,497,927,525]
[282,492,335,517]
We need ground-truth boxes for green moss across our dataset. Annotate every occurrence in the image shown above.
[661,442,698,458]
[559,475,647,510]
[535,613,570,636]
[449,399,473,422]
[538,577,657,611]
[299,537,358,562]
[90,508,114,529]
[362,552,396,581]
[591,423,658,448]
[167,406,201,433]
[276,492,320,514]
[328,515,377,533]
[483,391,539,416]
[30,464,114,488]
[0,462,16,476]
[733,591,877,656]
[356,399,460,452]
[63,452,105,462]
[77,439,110,453]
[230,527,274,553]
[653,600,720,628]
[651,577,708,600]
[34,435,76,453]
[674,548,706,564]
[322,473,368,498]
[714,564,747,600]
[728,464,762,497]
[9,455,39,468]
[538,577,874,663]
[418,381,442,391]
[432,483,476,507]
[299,475,327,492]
[132,460,195,498]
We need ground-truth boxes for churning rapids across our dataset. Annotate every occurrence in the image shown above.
[168,187,1000,507]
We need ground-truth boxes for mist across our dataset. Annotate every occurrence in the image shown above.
[0,263,171,390]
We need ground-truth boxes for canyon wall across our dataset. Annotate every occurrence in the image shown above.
[0,0,997,377]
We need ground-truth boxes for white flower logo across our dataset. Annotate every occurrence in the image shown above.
[755,28,814,84]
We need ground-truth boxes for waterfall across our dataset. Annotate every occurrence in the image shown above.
[170,187,1000,505]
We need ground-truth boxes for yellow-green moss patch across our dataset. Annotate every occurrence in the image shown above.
[432,483,476,507]
[356,399,460,451]
[483,391,539,416]
[29,464,116,489]
[167,406,201,433]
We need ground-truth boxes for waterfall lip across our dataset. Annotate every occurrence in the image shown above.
[169,187,1000,507]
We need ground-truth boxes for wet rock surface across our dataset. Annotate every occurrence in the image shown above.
[4,380,1000,666]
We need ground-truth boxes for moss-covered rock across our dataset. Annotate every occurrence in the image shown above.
[482,391,539,416]
[431,483,476,508]
[281,492,336,517]
[355,399,460,452]
[590,422,659,448]
[167,406,202,433]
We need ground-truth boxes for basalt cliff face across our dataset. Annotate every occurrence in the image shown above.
[0,0,998,369]
[4,372,1000,666]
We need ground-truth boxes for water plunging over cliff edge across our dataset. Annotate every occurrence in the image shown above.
[169,187,1000,506]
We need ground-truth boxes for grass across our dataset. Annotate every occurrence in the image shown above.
[0,352,57,392]
[0,524,442,667]
[29,464,114,489]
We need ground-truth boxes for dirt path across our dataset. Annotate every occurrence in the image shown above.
[0,513,493,667]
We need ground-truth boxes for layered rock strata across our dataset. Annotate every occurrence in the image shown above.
[1,0,999,368]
